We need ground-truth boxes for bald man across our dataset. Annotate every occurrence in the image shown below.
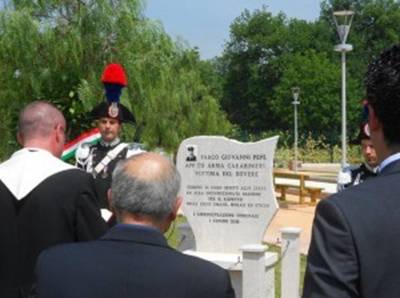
[35,153,235,298]
[0,101,107,298]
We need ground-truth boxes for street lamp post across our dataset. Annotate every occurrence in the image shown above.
[291,87,300,172]
[333,10,354,169]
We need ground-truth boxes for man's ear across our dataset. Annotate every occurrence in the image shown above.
[54,124,63,144]
[169,197,182,221]
[16,132,23,146]
[368,104,381,131]
[107,188,113,210]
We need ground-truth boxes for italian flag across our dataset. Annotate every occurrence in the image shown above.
[61,128,101,161]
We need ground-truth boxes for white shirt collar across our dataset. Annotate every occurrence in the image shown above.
[0,147,74,200]
[100,137,120,147]
[378,152,400,172]
[14,147,52,156]
[363,162,379,174]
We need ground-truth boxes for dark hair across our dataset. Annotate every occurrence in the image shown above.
[366,44,400,146]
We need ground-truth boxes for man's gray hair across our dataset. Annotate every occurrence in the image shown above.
[111,153,181,220]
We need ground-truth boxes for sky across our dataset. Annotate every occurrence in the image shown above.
[144,0,322,59]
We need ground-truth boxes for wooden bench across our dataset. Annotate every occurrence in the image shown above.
[275,183,290,201]
[305,186,323,206]
[275,183,322,205]
[274,169,324,205]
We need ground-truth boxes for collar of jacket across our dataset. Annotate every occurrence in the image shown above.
[100,224,171,249]
[361,162,378,174]
[379,158,400,176]
[99,137,121,148]
[0,147,74,200]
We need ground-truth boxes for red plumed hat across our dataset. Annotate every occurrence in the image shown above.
[100,63,127,86]
[89,63,135,124]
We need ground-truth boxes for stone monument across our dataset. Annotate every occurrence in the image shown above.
[176,136,280,298]
[177,136,279,253]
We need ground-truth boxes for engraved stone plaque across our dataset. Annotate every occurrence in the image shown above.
[177,136,279,253]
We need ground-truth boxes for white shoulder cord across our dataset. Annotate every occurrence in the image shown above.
[93,143,128,175]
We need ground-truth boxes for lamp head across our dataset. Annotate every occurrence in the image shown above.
[333,10,354,44]
[291,87,300,102]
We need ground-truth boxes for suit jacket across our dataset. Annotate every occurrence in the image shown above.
[0,149,108,298]
[303,159,400,298]
[36,225,235,298]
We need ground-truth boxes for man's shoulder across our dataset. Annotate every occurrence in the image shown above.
[52,167,91,178]
[38,240,95,269]
[37,241,234,298]
[37,240,219,272]
[331,177,378,201]
[325,173,395,213]
[44,240,93,253]
[0,149,79,199]
[41,168,94,191]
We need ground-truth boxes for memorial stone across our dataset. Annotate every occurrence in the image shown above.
[177,136,279,254]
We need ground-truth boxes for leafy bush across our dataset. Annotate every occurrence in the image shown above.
[231,128,363,167]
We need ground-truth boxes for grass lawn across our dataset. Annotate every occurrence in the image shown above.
[165,215,307,298]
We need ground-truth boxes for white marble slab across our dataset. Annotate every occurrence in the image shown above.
[177,136,279,253]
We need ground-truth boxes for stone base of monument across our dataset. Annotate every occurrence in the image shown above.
[184,246,278,298]
[179,224,278,298]
[178,224,302,298]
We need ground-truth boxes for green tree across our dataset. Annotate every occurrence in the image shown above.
[0,0,231,159]
[271,50,360,144]
[221,8,289,132]
[219,2,400,145]
[320,0,400,82]
[220,8,344,137]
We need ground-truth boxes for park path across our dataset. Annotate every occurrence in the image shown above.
[264,178,338,255]
[264,198,316,255]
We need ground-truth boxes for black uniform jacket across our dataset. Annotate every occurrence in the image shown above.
[0,149,107,298]
[303,158,400,298]
[36,225,235,298]
[344,163,377,188]
[79,141,129,208]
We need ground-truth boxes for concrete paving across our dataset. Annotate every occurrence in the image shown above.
[264,197,316,255]
[264,181,336,255]
[263,185,337,255]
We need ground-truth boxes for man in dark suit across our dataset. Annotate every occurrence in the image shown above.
[35,152,235,298]
[0,101,107,298]
[303,45,400,298]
